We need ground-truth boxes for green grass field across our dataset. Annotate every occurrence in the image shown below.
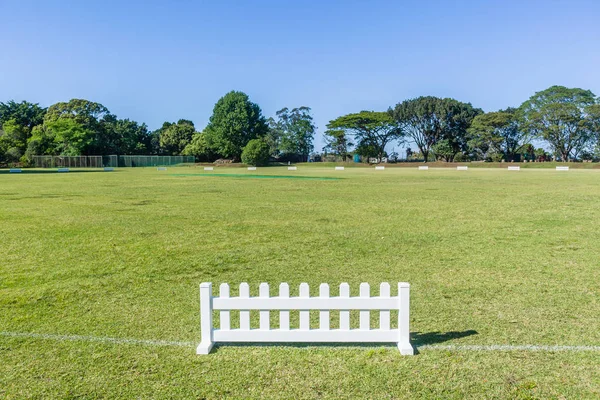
[1,166,600,398]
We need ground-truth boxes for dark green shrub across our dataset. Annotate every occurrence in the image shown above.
[241,139,270,166]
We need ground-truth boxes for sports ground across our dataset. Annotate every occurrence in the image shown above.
[1,166,600,398]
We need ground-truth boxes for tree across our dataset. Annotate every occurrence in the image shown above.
[323,129,353,161]
[520,86,597,161]
[0,101,46,162]
[182,132,210,161]
[272,107,316,162]
[468,108,529,161]
[204,91,268,160]
[26,99,110,156]
[241,138,270,166]
[158,119,197,155]
[327,111,402,161]
[391,96,481,162]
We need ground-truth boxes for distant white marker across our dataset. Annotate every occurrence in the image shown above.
[248,167,257,171]
[418,166,429,170]
[335,166,344,170]
[556,166,569,171]
[508,166,520,171]
[288,166,297,171]
[375,166,385,170]
[457,166,468,171]
[157,167,167,171]
[204,167,214,171]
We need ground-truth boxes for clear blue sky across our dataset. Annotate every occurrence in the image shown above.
[1,0,599,152]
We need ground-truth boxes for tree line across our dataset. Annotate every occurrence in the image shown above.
[2,85,599,166]
[326,86,600,163]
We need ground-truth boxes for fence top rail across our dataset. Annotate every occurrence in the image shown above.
[202,282,409,311]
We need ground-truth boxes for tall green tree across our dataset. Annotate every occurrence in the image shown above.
[467,108,529,161]
[391,96,481,162]
[327,111,402,160]
[520,86,597,161]
[182,132,211,161]
[271,107,316,162]
[0,100,46,162]
[26,99,110,156]
[204,91,268,160]
[323,129,353,161]
[158,119,197,155]
[98,115,153,155]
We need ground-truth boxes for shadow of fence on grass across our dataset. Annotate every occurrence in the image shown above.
[211,330,478,354]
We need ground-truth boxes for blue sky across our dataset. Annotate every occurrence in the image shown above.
[1,0,599,152]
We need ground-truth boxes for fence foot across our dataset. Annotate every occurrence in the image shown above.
[398,341,414,355]
[196,341,214,355]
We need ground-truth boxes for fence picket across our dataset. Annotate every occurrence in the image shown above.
[239,283,250,330]
[219,283,230,331]
[279,283,290,330]
[319,284,330,330]
[259,283,270,330]
[360,283,370,330]
[379,283,390,330]
[299,283,310,330]
[340,283,350,330]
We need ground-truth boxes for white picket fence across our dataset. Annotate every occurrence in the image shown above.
[197,282,413,355]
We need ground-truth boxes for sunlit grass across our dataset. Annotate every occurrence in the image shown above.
[1,166,600,398]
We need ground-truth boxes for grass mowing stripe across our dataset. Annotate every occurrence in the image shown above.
[3,332,600,352]
[170,173,341,180]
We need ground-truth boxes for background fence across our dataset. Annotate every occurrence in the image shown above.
[33,155,195,168]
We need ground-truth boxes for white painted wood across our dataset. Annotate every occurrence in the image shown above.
[279,283,290,330]
[299,283,310,330]
[198,281,414,355]
[398,282,413,355]
[247,167,257,171]
[157,167,167,171]
[375,166,385,170]
[204,167,214,171]
[288,166,297,171]
[508,166,520,171]
[103,167,114,172]
[379,283,390,330]
[339,283,350,330]
[418,166,429,170]
[457,166,468,171]
[239,283,250,330]
[214,329,398,342]
[213,297,398,310]
[335,166,344,170]
[319,284,330,330]
[556,166,569,171]
[219,283,230,331]
[9,168,22,173]
[196,283,213,354]
[259,283,270,330]
[359,283,370,330]
[57,168,69,172]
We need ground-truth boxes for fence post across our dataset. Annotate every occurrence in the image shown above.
[397,282,414,355]
[197,282,214,354]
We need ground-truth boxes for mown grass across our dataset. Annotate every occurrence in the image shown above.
[1,166,600,398]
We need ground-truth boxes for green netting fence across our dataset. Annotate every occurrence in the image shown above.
[33,155,195,168]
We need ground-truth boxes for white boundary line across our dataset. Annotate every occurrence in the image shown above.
[2,331,600,352]
[0,331,193,347]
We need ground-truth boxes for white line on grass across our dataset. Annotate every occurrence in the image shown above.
[0,331,193,347]
[418,344,600,352]
[2,331,600,352]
